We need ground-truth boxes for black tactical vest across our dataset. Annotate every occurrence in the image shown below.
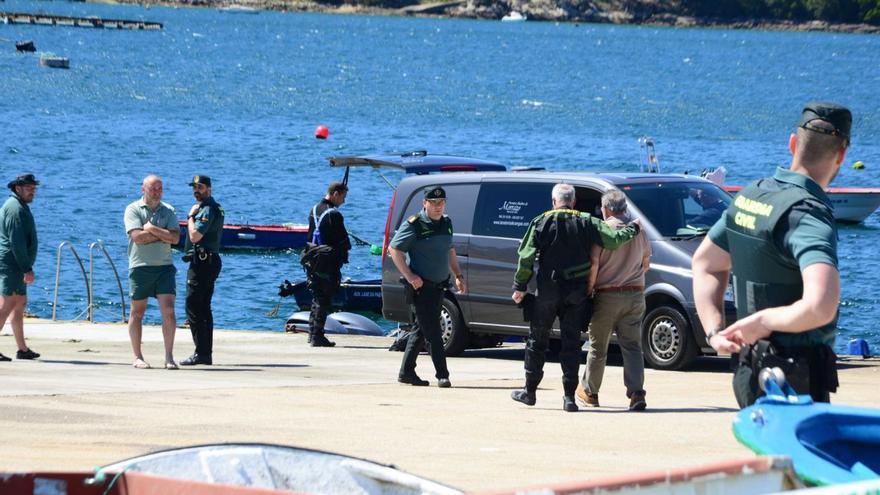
[534,209,594,283]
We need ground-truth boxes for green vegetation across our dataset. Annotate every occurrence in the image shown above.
[682,0,880,24]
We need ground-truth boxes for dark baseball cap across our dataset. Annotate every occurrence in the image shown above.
[424,186,446,200]
[188,175,212,187]
[7,173,39,190]
[799,101,852,141]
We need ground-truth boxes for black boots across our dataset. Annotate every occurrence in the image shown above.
[310,334,336,347]
[398,374,430,386]
[180,353,212,366]
[511,389,537,406]
[563,396,579,412]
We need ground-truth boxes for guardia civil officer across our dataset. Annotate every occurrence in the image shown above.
[305,181,352,347]
[181,175,224,366]
[693,102,851,407]
[511,183,639,412]
[388,186,466,388]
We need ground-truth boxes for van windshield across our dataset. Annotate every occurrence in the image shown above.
[621,182,731,238]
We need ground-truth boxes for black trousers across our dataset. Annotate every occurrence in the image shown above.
[399,282,449,380]
[308,273,340,339]
[186,254,222,357]
[525,278,591,397]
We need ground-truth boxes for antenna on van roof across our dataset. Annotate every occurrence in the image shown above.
[638,136,660,173]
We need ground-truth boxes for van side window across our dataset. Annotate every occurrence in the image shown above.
[574,187,603,217]
[473,183,553,239]
[396,184,479,234]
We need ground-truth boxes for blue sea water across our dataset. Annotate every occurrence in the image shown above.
[2,0,879,354]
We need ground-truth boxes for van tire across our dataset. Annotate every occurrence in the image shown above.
[641,305,698,370]
[440,297,469,356]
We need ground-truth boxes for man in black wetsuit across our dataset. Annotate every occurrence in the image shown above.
[305,181,351,347]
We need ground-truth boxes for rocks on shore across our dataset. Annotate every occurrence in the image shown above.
[104,0,880,33]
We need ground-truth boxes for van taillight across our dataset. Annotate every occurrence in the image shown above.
[382,189,397,262]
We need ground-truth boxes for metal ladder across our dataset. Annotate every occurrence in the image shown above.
[51,240,127,323]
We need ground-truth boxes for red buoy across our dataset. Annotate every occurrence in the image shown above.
[315,125,329,140]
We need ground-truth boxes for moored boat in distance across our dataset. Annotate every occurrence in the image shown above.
[39,53,69,69]
[501,11,526,21]
[219,5,259,13]
[176,222,308,250]
[15,40,36,52]
[723,185,880,223]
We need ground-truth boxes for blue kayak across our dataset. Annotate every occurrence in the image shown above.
[733,377,880,486]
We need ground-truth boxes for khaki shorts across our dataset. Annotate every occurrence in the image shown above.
[129,265,176,300]
[0,271,27,296]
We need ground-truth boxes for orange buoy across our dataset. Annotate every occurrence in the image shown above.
[315,125,329,140]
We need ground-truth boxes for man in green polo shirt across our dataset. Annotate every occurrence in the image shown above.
[389,186,466,388]
[124,175,181,370]
[693,102,850,407]
[0,174,40,362]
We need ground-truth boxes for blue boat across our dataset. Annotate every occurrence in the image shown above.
[176,222,309,251]
[289,279,382,313]
[733,372,880,486]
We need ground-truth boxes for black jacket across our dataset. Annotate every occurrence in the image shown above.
[308,198,351,264]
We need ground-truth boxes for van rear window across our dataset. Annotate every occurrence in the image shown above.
[473,183,554,239]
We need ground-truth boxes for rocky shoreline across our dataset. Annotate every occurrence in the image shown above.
[97,0,880,34]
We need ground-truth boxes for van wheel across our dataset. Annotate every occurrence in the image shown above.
[440,297,469,356]
[641,305,698,370]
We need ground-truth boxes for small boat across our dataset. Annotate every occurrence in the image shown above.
[501,11,527,21]
[176,222,308,250]
[282,278,382,313]
[0,443,461,494]
[733,370,880,486]
[219,5,259,13]
[39,53,69,69]
[15,40,36,52]
[722,186,880,223]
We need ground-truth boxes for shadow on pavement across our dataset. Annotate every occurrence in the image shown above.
[460,346,734,373]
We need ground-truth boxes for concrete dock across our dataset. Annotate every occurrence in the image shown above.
[1,12,163,30]
[1,320,878,492]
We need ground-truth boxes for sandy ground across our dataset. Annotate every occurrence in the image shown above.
[1,319,878,492]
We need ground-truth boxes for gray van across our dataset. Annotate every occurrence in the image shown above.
[330,152,737,370]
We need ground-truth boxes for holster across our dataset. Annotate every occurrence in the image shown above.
[399,277,415,306]
[518,293,536,322]
[734,339,838,407]
[183,245,210,264]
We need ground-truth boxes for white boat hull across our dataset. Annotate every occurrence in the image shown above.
[723,186,880,223]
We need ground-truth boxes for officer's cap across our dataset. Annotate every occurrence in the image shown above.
[799,101,852,142]
[7,173,39,191]
[188,175,212,187]
[424,186,446,200]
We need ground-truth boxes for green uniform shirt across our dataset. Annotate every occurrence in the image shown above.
[390,210,453,284]
[0,193,38,275]
[124,198,179,269]
[184,196,224,254]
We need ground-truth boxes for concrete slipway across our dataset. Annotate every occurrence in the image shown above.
[0,320,877,492]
